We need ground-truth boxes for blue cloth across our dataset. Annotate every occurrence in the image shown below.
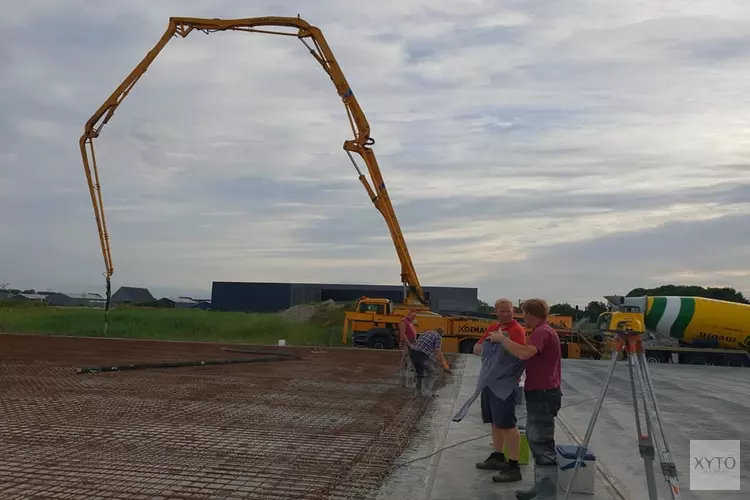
[452,336,524,422]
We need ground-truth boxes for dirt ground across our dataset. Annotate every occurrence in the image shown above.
[0,333,431,499]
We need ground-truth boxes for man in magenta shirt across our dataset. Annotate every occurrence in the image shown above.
[399,309,418,346]
[493,298,562,499]
[398,310,418,385]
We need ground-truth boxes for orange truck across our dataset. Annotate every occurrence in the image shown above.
[342,297,495,353]
[342,297,578,355]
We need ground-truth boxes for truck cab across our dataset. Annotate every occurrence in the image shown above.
[355,297,393,315]
[595,312,612,332]
[342,297,407,349]
[342,297,460,350]
[596,311,645,334]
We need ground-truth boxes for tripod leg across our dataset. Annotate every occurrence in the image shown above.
[629,352,660,498]
[561,346,620,500]
[626,350,643,438]
[636,350,682,499]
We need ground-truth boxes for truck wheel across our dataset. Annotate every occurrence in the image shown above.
[646,356,661,364]
[368,336,388,349]
[459,339,477,354]
[365,328,395,350]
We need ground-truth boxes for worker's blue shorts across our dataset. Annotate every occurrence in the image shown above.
[481,386,517,429]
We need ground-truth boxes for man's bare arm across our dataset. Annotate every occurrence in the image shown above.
[437,349,452,372]
[492,332,538,360]
[399,321,411,347]
[472,340,483,355]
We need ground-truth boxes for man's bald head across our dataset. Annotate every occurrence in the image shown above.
[494,298,515,323]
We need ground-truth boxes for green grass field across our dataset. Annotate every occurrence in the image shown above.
[0,302,348,346]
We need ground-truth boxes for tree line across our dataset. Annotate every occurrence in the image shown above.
[476,298,607,321]
[626,284,749,304]
[478,285,750,321]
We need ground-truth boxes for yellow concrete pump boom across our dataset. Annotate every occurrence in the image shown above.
[79,16,428,311]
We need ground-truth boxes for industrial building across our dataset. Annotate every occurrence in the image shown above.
[210,281,479,313]
[155,297,211,309]
[111,286,155,305]
[46,292,106,308]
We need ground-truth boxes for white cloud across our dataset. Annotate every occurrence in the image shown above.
[1,0,750,306]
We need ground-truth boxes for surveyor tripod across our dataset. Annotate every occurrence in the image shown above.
[562,330,681,500]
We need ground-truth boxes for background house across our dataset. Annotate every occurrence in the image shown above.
[156,296,199,309]
[46,292,106,308]
[192,300,212,310]
[111,286,155,305]
[9,293,48,303]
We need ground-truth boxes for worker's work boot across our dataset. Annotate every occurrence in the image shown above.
[476,452,506,470]
[515,483,537,499]
[515,464,558,499]
[536,464,558,499]
[492,461,522,482]
[415,376,424,396]
[400,365,411,388]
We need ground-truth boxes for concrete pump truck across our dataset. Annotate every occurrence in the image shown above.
[78,15,513,352]
[78,15,591,356]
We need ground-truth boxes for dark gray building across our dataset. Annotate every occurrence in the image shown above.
[156,297,203,309]
[111,286,155,305]
[211,281,478,313]
[46,292,106,308]
[8,293,47,303]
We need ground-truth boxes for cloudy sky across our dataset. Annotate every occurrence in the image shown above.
[2,0,749,305]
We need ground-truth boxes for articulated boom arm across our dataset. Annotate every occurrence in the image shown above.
[80,16,427,307]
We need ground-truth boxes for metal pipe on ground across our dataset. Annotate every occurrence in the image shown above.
[76,347,302,374]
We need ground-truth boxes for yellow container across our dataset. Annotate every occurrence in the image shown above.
[504,430,531,465]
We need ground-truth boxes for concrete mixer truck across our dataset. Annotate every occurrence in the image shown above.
[597,295,750,367]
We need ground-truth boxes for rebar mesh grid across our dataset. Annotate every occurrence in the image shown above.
[0,334,435,499]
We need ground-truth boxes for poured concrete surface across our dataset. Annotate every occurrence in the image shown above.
[559,359,749,500]
[377,355,625,500]
[378,355,749,500]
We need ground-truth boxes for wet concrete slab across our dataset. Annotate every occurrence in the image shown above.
[376,355,626,500]
[377,355,749,499]
[558,359,750,500]
[374,354,469,500]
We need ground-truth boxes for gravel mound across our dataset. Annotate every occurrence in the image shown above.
[279,304,317,323]
[279,300,345,323]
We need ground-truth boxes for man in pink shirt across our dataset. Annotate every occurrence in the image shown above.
[398,310,418,385]
[399,309,418,347]
[493,298,562,499]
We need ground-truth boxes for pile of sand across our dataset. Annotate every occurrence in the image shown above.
[278,300,344,323]
[279,304,317,323]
